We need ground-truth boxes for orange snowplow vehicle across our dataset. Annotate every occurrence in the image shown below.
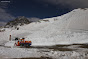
[15,38,32,46]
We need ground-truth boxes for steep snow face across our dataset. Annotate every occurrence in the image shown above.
[1,8,88,46]
[51,8,88,30]
[65,8,88,30]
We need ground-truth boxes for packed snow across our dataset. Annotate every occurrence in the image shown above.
[0,8,88,58]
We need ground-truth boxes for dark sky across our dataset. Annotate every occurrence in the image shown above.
[0,0,88,26]
[5,0,72,18]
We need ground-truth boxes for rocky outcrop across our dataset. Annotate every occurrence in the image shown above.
[5,16,31,28]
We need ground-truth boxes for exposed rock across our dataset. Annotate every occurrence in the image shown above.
[5,16,31,28]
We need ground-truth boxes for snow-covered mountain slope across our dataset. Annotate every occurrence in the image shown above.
[1,8,88,46]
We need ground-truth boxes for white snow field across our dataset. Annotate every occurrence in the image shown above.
[4,8,88,46]
[1,8,88,59]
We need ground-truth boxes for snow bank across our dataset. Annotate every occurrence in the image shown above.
[0,46,88,59]
[5,41,15,47]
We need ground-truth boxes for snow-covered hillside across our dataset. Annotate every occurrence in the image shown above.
[1,8,88,59]
[1,8,88,46]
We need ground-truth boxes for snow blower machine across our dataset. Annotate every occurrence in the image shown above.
[14,38,32,47]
